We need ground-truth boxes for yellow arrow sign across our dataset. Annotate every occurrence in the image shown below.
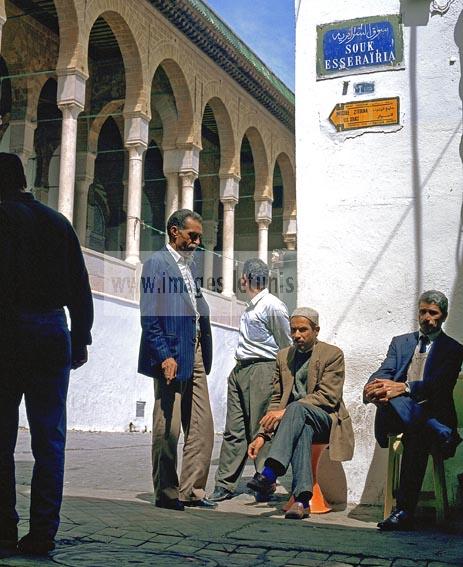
[329,97,399,132]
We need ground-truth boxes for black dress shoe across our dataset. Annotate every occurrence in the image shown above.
[180,498,217,509]
[255,483,277,502]
[377,509,414,531]
[208,487,234,502]
[155,498,185,511]
[247,472,275,495]
[440,431,462,460]
[17,533,55,555]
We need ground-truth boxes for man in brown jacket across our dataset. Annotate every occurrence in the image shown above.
[247,307,354,519]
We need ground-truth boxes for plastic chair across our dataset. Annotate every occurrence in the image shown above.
[383,433,449,523]
[384,377,463,524]
[284,443,331,514]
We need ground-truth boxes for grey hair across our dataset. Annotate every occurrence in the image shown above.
[242,258,269,290]
[166,209,202,240]
[419,290,448,317]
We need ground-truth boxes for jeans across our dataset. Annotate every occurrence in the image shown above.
[0,309,71,539]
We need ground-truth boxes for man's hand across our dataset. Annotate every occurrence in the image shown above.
[259,409,286,433]
[161,357,177,384]
[248,436,265,460]
[71,346,88,370]
[364,378,406,404]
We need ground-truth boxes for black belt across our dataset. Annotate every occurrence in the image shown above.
[235,358,274,369]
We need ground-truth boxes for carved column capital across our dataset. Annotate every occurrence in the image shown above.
[57,69,87,110]
[177,142,201,177]
[179,170,197,186]
[219,174,240,205]
[57,102,84,120]
[124,112,149,149]
[125,143,147,160]
[283,217,297,251]
[255,197,273,224]
[257,218,271,229]
[283,235,297,251]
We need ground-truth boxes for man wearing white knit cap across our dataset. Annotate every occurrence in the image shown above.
[246,307,354,519]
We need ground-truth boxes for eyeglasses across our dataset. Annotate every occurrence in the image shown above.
[179,229,202,243]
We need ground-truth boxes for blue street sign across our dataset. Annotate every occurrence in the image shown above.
[317,15,404,79]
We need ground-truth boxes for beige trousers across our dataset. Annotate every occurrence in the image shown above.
[152,340,214,503]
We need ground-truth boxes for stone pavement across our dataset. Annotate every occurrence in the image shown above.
[1,430,462,567]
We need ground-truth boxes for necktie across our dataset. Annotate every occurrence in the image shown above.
[419,335,430,354]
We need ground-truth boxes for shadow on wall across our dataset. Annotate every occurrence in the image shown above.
[447,9,463,343]
[317,449,348,509]
[349,444,388,516]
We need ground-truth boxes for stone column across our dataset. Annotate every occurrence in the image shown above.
[178,143,200,211]
[74,152,96,244]
[283,217,297,250]
[56,70,87,222]
[8,119,36,167]
[202,219,218,289]
[162,149,181,242]
[0,13,6,53]
[255,197,273,263]
[220,174,240,297]
[124,113,149,265]
[180,171,197,210]
[257,219,271,261]
[164,173,179,219]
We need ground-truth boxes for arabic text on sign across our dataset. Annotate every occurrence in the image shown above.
[323,20,397,74]
[329,98,400,132]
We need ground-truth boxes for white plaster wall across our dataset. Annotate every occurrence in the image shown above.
[19,294,238,433]
[297,0,463,504]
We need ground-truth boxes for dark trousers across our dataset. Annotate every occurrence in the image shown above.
[0,310,71,539]
[266,401,331,497]
[215,360,275,491]
[377,397,447,514]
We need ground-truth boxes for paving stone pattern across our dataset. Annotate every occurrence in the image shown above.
[0,431,461,566]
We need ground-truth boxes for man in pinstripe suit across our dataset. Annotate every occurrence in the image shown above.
[138,209,216,510]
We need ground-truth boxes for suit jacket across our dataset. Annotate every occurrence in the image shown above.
[267,341,355,462]
[138,246,212,381]
[367,331,463,447]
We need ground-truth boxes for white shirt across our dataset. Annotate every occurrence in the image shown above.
[166,243,199,323]
[235,288,291,361]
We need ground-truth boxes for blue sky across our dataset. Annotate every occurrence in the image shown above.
[204,0,295,91]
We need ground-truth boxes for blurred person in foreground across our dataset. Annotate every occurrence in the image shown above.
[0,153,93,555]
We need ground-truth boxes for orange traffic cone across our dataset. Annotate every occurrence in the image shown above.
[283,443,331,514]
[310,443,331,514]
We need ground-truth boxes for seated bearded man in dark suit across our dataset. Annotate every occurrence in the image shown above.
[364,290,463,531]
[246,307,354,520]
